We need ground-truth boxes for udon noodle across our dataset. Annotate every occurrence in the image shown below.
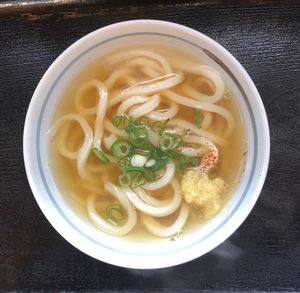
[49,46,245,239]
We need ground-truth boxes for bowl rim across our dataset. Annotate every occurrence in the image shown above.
[23,19,270,269]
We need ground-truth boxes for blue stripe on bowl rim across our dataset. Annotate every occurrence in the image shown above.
[36,32,257,256]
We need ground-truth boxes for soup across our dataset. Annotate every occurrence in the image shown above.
[49,46,245,240]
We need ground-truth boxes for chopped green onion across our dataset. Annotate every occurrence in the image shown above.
[149,157,169,171]
[108,114,202,176]
[118,173,132,187]
[106,204,127,225]
[159,119,169,135]
[165,149,185,160]
[151,119,169,135]
[164,150,200,173]
[119,171,147,188]
[112,115,129,129]
[136,116,150,126]
[176,157,200,173]
[151,121,163,132]
[145,159,156,168]
[92,146,110,163]
[159,135,173,151]
[169,134,183,149]
[148,145,169,170]
[159,133,183,151]
[110,139,133,159]
[162,131,178,137]
[195,108,202,129]
[148,143,163,158]
[131,173,146,188]
[117,156,131,169]
[124,166,156,181]
[163,150,188,173]
[134,148,151,156]
[134,125,148,139]
[129,125,148,146]
[125,116,136,133]
[131,154,148,167]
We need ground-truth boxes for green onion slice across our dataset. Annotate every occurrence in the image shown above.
[125,116,136,133]
[131,154,148,167]
[134,125,148,139]
[176,156,200,173]
[159,135,173,151]
[170,135,183,149]
[149,157,169,171]
[159,133,183,151]
[117,156,131,169]
[159,119,169,135]
[136,116,150,126]
[92,146,110,163]
[134,148,151,157]
[129,125,148,146]
[124,166,156,182]
[151,121,163,132]
[149,144,163,158]
[105,204,127,225]
[195,108,202,129]
[118,173,132,187]
[112,115,129,129]
[163,150,188,173]
[148,144,169,171]
[131,173,146,188]
[164,149,185,160]
[151,119,169,135]
[110,139,133,159]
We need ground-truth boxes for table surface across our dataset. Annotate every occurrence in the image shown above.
[1,1,300,292]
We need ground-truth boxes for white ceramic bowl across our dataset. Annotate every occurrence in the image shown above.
[23,20,270,269]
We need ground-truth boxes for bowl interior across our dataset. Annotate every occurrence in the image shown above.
[23,20,269,268]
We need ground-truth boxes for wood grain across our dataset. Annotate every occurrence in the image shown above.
[0,1,299,292]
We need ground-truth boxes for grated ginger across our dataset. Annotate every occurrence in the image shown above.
[181,170,227,219]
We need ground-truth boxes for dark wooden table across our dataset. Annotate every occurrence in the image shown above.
[0,1,299,291]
